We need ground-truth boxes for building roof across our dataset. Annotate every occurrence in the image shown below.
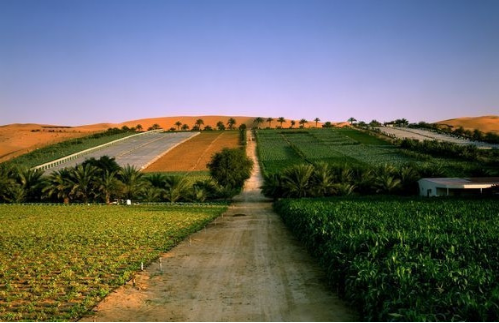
[419,177,499,189]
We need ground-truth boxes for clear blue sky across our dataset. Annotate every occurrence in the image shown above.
[1,0,498,126]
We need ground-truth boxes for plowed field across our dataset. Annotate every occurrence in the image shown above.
[143,131,240,172]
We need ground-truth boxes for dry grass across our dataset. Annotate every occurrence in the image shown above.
[143,131,241,172]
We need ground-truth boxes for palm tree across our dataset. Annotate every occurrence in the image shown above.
[277,117,286,128]
[136,124,143,132]
[281,164,315,198]
[181,124,190,131]
[163,175,191,203]
[333,182,356,196]
[82,155,121,176]
[141,186,163,202]
[227,118,237,130]
[216,121,226,131]
[195,119,204,131]
[145,173,167,188]
[266,117,274,128]
[0,164,16,202]
[348,117,357,125]
[314,118,320,128]
[16,167,44,202]
[254,117,264,129]
[290,120,296,129]
[261,173,284,200]
[299,119,308,128]
[175,121,182,131]
[5,184,26,203]
[43,168,74,204]
[374,174,401,193]
[70,164,98,203]
[399,166,420,194]
[189,185,208,202]
[119,165,146,200]
[96,170,123,204]
[310,162,335,197]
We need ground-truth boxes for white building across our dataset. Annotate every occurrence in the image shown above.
[418,178,499,197]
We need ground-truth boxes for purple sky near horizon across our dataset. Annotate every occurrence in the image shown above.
[1,0,498,126]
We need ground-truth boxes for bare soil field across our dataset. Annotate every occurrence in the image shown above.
[80,131,357,322]
[143,131,240,172]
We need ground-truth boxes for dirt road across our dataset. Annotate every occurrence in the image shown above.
[81,131,356,321]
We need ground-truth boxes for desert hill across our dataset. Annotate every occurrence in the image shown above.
[435,115,499,133]
[3,114,496,164]
[0,116,308,163]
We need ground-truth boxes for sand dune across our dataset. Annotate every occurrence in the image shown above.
[435,115,499,133]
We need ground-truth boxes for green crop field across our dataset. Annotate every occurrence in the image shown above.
[275,196,499,321]
[256,128,417,174]
[255,128,485,177]
[0,204,227,321]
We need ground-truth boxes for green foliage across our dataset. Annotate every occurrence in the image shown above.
[239,127,247,145]
[207,147,253,191]
[274,197,499,321]
[0,204,227,321]
[256,128,498,193]
[261,163,424,199]
[1,155,232,204]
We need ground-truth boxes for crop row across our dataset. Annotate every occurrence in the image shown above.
[274,197,499,321]
[0,204,227,321]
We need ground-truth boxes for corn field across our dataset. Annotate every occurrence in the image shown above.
[275,196,499,321]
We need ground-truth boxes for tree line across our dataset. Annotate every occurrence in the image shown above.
[261,160,499,200]
[0,148,253,204]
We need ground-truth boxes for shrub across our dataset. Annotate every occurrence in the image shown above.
[207,148,253,192]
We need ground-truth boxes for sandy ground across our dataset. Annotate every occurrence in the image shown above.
[436,115,499,133]
[79,131,357,322]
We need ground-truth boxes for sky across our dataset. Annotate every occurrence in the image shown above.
[1,0,498,126]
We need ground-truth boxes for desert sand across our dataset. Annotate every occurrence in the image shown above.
[436,115,499,133]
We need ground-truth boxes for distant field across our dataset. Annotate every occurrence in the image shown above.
[255,128,488,176]
[143,131,240,172]
[378,126,499,148]
[256,128,416,174]
[0,204,227,321]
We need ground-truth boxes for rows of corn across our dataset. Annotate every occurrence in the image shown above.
[274,196,499,321]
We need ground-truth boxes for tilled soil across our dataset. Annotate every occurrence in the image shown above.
[80,132,357,322]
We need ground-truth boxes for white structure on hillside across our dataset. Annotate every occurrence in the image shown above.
[418,178,499,197]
